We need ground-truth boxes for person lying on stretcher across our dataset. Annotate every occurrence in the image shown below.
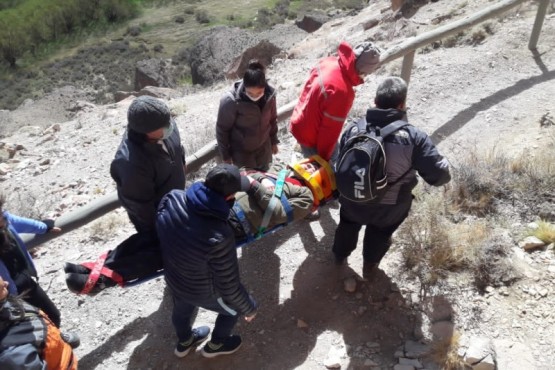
[64,155,336,295]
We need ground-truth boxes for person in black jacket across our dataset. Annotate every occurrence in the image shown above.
[216,60,279,171]
[332,77,451,278]
[64,96,186,294]
[157,164,257,359]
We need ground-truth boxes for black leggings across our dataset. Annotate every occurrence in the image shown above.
[22,281,61,327]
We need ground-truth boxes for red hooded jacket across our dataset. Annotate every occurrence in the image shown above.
[289,41,364,161]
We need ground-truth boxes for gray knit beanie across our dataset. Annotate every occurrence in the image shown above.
[354,42,381,76]
[127,96,170,133]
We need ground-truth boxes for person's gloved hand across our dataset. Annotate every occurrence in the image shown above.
[41,219,61,233]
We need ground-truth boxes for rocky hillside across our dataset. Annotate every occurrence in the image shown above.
[1,0,555,369]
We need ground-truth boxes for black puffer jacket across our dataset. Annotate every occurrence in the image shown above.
[110,120,186,233]
[339,108,451,207]
[216,81,278,160]
[156,184,256,316]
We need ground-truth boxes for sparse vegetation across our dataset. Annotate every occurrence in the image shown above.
[527,220,555,245]
[397,188,489,295]
[88,213,126,241]
[194,9,211,24]
[428,331,467,370]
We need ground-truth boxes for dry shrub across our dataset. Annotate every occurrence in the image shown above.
[450,148,517,216]
[398,190,488,294]
[428,331,468,370]
[527,220,555,245]
[88,213,126,241]
[473,235,521,291]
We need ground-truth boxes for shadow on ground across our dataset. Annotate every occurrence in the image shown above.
[79,206,420,369]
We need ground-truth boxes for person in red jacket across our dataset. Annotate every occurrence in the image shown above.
[289,41,381,162]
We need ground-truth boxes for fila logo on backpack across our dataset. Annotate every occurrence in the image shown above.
[335,118,408,202]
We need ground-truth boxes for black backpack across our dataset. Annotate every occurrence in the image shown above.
[335,118,408,202]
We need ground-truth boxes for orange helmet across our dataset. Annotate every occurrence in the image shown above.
[290,155,336,207]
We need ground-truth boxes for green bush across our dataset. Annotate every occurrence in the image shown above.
[0,0,139,67]
[194,9,210,24]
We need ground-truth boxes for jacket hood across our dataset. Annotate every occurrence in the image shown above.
[366,108,407,127]
[337,41,364,87]
[186,182,231,221]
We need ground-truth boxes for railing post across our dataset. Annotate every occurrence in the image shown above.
[401,50,415,85]
[529,0,549,50]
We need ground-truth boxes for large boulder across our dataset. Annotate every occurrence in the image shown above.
[225,40,282,81]
[188,26,257,85]
[135,58,177,91]
[295,11,330,33]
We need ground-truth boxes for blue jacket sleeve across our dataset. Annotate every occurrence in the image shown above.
[0,344,46,370]
[0,260,18,295]
[4,212,48,235]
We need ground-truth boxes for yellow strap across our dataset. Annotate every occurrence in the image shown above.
[310,155,337,191]
[291,162,324,201]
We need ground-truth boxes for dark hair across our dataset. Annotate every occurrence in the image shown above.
[374,77,407,109]
[243,60,266,88]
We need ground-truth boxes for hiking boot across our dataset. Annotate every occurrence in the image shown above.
[65,273,116,295]
[63,262,90,274]
[174,326,210,358]
[61,332,81,349]
[362,262,379,281]
[201,335,242,358]
[333,253,346,266]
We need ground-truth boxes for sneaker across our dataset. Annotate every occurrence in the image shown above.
[174,326,210,358]
[61,332,81,349]
[201,335,242,358]
[65,273,116,295]
[63,262,90,274]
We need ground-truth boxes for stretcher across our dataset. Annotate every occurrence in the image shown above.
[75,155,337,293]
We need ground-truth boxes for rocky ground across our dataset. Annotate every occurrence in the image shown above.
[0,0,555,369]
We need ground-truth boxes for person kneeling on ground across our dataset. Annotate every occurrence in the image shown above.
[157,163,257,359]
[0,276,78,369]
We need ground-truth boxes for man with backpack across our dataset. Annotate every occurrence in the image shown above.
[332,76,451,278]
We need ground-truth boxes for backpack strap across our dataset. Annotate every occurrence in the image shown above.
[379,119,409,138]
[257,169,288,237]
[232,203,255,243]
[375,120,411,186]
[355,117,367,133]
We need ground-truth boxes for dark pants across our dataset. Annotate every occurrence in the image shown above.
[104,231,163,282]
[332,201,411,264]
[172,296,239,343]
[231,139,272,171]
[19,278,61,327]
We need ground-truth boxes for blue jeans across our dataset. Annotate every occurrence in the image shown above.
[172,296,239,343]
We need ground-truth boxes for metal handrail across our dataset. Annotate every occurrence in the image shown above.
[22,0,549,248]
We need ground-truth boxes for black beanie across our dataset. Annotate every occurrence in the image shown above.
[127,96,171,133]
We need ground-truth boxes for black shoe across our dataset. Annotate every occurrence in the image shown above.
[363,262,379,280]
[61,332,80,349]
[64,262,90,274]
[174,326,211,358]
[65,273,116,295]
[304,209,320,221]
[201,335,242,358]
[333,253,346,266]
